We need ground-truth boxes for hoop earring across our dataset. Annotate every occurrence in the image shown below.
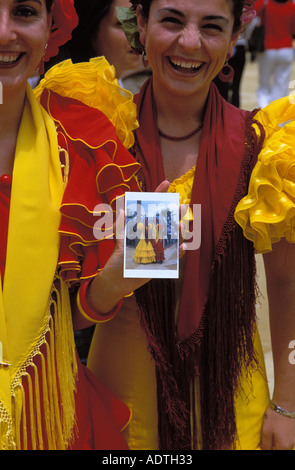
[142,50,149,68]
[218,61,234,82]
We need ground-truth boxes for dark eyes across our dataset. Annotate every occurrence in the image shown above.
[14,6,37,17]
[161,17,223,32]
[161,16,182,25]
[203,24,223,32]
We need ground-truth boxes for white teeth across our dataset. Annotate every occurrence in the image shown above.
[0,54,21,63]
[170,57,202,70]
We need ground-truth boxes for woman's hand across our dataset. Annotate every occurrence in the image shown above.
[86,180,176,315]
[261,407,295,450]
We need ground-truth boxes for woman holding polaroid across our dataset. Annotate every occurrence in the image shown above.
[81,0,295,450]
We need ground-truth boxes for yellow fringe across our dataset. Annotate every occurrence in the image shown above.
[1,274,78,450]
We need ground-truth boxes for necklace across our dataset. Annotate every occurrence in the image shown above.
[158,122,203,142]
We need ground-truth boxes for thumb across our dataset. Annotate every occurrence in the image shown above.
[114,208,126,245]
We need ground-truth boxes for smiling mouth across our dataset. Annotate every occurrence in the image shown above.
[168,57,204,74]
[0,53,23,66]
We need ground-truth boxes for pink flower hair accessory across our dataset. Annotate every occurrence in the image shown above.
[242,0,256,24]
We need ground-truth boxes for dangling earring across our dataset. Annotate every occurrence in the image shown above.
[142,50,149,68]
[218,61,234,82]
[35,43,48,74]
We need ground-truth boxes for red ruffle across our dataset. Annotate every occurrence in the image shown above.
[40,90,141,284]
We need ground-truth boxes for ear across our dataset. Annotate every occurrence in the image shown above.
[227,30,240,59]
[136,5,147,47]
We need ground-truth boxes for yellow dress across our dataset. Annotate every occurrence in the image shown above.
[133,222,156,264]
[88,96,295,450]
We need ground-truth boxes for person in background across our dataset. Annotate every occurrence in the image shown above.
[255,0,295,107]
[46,0,141,83]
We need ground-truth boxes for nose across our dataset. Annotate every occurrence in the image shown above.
[178,25,201,51]
[0,12,17,45]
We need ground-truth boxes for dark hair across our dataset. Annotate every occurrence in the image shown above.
[45,0,115,69]
[45,0,54,11]
[130,0,246,33]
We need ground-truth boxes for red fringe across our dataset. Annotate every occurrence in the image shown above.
[135,111,266,450]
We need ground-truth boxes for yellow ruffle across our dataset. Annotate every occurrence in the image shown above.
[235,97,295,253]
[168,166,195,221]
[34,57,138,149]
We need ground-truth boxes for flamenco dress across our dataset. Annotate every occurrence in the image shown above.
[87,95,295,450]
[150,224,165,263]
[133,223,156,264]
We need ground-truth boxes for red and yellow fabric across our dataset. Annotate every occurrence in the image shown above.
[35,58,141,285]
[235,96,295,252]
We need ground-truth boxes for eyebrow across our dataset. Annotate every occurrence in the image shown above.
[158,8,185,17]
[15,0,42,4]
[203,15,230,24]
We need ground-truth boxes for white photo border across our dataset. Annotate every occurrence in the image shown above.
[124,192,180,279]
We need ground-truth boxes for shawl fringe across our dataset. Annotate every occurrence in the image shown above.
[135,111,266,450]
[0,275,78,450]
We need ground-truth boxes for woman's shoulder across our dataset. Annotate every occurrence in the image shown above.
[34,57,139,150]
[235,96,295,252]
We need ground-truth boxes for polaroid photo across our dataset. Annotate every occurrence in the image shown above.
[124,192,180,279]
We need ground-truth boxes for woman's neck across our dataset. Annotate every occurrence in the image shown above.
[152,80,209,131]
[0,87,26,175]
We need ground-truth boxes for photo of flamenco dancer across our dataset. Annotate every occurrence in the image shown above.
[124,193,179,279]
[150,215,165,264]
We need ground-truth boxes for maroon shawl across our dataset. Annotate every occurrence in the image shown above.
[131,79,264,450]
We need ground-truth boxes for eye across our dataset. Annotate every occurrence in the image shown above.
[161,16,182,25]
[14,6,37,17]
[202,23,223,32]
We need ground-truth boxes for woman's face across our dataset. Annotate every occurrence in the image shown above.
[0,0,52,93]
[137,0,238,99]
[92,0,140,79]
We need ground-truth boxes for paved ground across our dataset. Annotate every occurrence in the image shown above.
[240,55,295,395]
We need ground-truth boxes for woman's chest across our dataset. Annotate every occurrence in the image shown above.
[161,139,200,183]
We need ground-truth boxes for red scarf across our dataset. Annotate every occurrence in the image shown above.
[132,79,264,449]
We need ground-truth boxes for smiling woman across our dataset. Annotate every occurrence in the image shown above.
[86,0,295,452]
[0,0,52,94]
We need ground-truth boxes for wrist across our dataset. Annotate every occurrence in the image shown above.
[77,278,123,323]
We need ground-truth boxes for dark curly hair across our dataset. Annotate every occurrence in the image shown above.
[45,0,54,11]
[130,0,247,33]
[45,0,115,68]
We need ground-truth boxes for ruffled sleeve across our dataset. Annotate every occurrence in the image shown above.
[36,59,141,284]
[35,57,138,149]
[235,97,295,253]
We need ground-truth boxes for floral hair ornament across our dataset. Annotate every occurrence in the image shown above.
[116,7,144,54]
[241,0,256,24]
[41,0,79,72]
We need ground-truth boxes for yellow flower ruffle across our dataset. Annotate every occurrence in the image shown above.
[34,57,138,149]
[235,97,295,253]
[168,166,195,222]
